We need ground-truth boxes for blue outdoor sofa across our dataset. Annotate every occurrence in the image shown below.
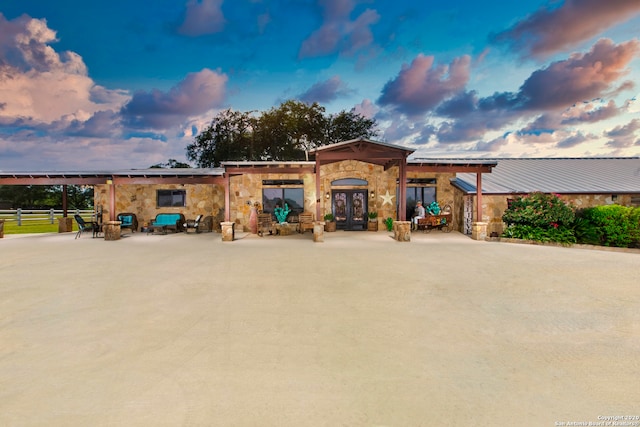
[148,213,186,234]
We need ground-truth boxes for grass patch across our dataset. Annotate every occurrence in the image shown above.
[1,220,78,234]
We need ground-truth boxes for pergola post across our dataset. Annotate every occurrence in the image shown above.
[315,156,321,221]
[398,155,408,221]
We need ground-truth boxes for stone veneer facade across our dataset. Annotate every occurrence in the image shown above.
[94,162,459,232]
[94,183,224,229]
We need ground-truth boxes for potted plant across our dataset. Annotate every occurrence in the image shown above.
[384,217,394,232]
[367,211,378,231]
[324,213,336,232]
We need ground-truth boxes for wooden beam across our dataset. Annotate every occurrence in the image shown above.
[315,156,322,221]
[0,177,107,185]
[476,173,483,222]
[224,167,315,175]
[112,177,223,185]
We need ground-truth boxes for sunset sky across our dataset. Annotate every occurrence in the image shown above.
[1,0,639,171]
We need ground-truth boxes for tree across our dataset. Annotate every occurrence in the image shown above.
[186,109,256,167]
[326,109,379,144]
[0,185,93,209]
[187,101,379,166]
[150,159,192,168]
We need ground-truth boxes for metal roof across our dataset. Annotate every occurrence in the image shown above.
[454,158,640,194]
[0,168,225,179]
[311,137,415,154]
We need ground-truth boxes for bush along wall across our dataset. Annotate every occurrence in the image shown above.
[573,205,640,248]
[502,192,576,245]
[502,192,640,248]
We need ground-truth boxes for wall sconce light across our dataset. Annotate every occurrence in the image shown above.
[325,192,330,200]
[370,191,375,199]
[106,179,113,185]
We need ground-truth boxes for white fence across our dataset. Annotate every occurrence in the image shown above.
[0,209,95,226]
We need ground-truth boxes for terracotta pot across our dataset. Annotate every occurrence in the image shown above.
[324,221,337,232]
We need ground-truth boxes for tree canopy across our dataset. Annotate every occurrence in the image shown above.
[187,100,379,167]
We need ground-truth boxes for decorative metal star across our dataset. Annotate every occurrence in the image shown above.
[379,190,395,206]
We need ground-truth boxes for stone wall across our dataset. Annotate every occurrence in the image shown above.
[94,183,224,230]
[463,193,636,236]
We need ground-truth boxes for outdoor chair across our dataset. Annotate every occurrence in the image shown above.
[184,214,204,233]
[117,212,138,233]
[74,214,100,239]
[298,212,314,234]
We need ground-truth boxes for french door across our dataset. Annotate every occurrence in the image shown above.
[332,190,367,230]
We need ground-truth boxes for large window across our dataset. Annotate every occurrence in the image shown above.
[403,186,437,220]
[157,189,186,207]
[262,188,304,216]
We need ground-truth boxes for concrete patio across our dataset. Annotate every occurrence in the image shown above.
[1,230,639,426]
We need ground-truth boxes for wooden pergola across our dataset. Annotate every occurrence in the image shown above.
[311,138,414,221]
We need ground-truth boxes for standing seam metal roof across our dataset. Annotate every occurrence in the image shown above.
[454,158,640,194]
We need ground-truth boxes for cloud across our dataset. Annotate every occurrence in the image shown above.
[298,76,352,104]
[410,39,639,145]
[492,0,640,59]
[298,0,380,59]
[0,14,129,124]
[560,100,619,125]
[121,68,228,129]
[517,39,640,110]
[377,54,471,116]
[177,0,226,36]
[605,118,640,148]
[556,132,595,149]
[352,99,378,119]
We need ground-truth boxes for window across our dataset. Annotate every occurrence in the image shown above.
[157,189,186,207]
[262,188,304,215]
[402,186,437,220]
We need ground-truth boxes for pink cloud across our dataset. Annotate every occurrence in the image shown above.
[298,0,379,59]
[178,0,225,37]
[493,0,640,58]
[519,38,640,110]
[0,14,128,124]
[377,54,471,115]
[121,68,228,129]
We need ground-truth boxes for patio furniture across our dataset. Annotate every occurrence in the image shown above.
[74,214,100,239]
[298,212,314,234]
[117,212,138,233]
[184,214,204,233]
[149,213,186,234]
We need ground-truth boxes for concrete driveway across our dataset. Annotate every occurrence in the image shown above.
[1,230,639,426]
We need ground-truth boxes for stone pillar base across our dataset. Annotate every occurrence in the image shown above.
[313,221,325,242]
[393,221,411,242]
[58,217,73,233]
[104,221,121,241]
[0,219,4,238]
[471,222,488,241]
[221,221,235,242]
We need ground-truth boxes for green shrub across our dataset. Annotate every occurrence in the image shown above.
[502,192,576,244]
[575,205,640,248]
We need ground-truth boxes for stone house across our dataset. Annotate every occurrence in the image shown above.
[3,141,637,240]
[452,157,640,236]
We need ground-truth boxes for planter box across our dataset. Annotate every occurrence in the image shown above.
[367,220,378,231]
[324,221,337,232]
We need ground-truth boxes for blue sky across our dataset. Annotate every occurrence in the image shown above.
[1,0,639,171]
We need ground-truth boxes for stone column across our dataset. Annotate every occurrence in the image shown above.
[471,222,487,241]
[313,221,325,243]
[58,217,73,233]
[221,221,235,242]
[103,220,121,241]
[394,221,411,242]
